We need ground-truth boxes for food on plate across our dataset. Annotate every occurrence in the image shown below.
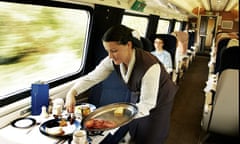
[85,119,94,128]
[46,127,65,135]
[85,118,116,129]
[114,107,124,117]
[81,105,91,118]
[59,119,68,127]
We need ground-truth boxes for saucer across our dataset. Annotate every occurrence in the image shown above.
[11,117,36,129]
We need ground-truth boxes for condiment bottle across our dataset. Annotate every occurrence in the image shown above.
[40,106,49,118]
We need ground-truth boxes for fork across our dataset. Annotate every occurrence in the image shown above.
[26,122,41,134]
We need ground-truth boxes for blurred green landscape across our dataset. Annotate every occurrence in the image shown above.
[0,2,88,97]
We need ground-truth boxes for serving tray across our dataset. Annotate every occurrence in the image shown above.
[82,102,138,131]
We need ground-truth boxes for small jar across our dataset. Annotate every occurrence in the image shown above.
[71,130,87,144]
[81,105,90,118]
[74,107,82,120]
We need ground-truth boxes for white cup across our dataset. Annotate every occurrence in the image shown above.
[72,130,87,144]
[52,104,62,115]
[52,98,64,115]
[53,98,64,107]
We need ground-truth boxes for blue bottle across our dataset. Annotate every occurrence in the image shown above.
[31,81,49,115]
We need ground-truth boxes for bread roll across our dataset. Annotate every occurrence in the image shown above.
[46,127,64,135]
[59,119,68,127]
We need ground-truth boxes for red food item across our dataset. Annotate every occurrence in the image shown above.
[85,119,94,128]
[85,119,116,129]
[103,120,116,128]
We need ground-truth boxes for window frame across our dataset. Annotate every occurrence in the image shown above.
[0,0,93,107]
[174,20,182,31]
[156,18,171,34]
[122,12,149,37]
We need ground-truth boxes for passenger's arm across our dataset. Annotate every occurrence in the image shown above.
[136,64,160,117]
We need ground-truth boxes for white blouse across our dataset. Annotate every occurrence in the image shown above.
[72,49,161,117]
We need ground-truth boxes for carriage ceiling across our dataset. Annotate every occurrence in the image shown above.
[147,0,239,17]
[60,0,239,20]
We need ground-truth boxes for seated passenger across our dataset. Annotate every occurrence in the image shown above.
[151,37,173,73]
[65,25,178,144]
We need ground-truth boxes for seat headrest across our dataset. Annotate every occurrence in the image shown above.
[227,39,239,48]
[219,46,240,75]
[140,37,154,52]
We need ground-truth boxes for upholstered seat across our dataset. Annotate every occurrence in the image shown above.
[201,69,239,136]
[201,45,239,141]
[140,37,154,52]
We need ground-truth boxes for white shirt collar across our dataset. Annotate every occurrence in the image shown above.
[120,49,135,83]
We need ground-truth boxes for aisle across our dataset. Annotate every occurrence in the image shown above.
[165,55,209,144]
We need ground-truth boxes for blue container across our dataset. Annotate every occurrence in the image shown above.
[31,83,49,115]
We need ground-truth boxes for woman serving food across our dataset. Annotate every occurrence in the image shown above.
[65,24,178,144]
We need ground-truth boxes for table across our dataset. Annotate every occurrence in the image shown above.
[0,115,118,144]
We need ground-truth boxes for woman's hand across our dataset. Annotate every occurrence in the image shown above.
[65,89,77,113]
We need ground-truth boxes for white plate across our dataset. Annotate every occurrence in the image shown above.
[11,117,36,128]
[39,118,81,138]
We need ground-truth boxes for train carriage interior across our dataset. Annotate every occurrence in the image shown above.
[0,0,239,144]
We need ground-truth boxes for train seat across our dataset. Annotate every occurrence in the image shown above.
[140,37,154,52]
[213,38,230,74]
[204,39,239,93]
[218,46,239,74]
[201,45,240,140]
[213,33,239,74]
[171,31,190,81]
[187,30,196,63]
[207,32,238,74]
[88,70,131,108]
[201,69,239,137]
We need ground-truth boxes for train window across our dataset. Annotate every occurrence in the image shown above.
[156,19,170,34]
[174,21,181,31]
[0,1,89,100]
[121,15,148,37]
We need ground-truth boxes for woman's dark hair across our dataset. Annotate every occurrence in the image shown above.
[102,24,142,48]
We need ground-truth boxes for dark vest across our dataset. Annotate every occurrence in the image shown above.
[113,48,178,114]
[113,48,178,144]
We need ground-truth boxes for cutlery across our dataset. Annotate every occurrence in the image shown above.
[26,122,41,134]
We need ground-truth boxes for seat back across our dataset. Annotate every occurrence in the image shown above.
[214,32,239,74]
[209,69,239,136]
[140,37,154,52]
[214,38,230,74]
[202,46,239,136]
[219,46,240,74]
[171,31,189,56]
[88,71,131,107]
[188,31,195,50]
